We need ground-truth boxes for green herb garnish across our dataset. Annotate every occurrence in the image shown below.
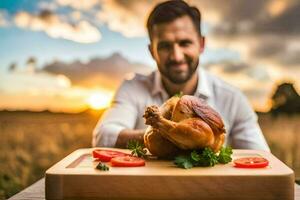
[96,162,109,171]
[197,148,219,167]
[127,140,147,158]
[218,146,233,164]
[174,91,183,97]
[174,155,194,169]
[174,147,233,169]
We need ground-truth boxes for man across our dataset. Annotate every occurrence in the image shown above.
[92,0,270,151]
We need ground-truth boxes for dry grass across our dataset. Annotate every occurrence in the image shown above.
[258,113,300,178]
[0,111,299,199]
[0,110,102,199]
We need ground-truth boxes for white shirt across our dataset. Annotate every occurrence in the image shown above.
[92,68,270,151]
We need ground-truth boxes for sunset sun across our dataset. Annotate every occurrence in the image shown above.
[86,92,113,110]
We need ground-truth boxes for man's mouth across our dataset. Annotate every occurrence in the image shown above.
[168,63,188,71]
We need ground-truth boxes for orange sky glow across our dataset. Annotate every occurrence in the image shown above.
[1,0,300,113]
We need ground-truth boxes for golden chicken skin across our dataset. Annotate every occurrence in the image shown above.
[143,95,225,158]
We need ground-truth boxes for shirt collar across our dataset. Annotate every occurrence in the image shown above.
[151,68,212,99]
[194,68,212,99]
[151,71,169,100]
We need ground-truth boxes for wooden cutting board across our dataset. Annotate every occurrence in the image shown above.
[45,148,294,200]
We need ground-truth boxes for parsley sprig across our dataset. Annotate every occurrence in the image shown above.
[174,91,183,97]
[174,147,233,169]
[127,140,147,158]
[217,146,233,164]
[96,162,109,171]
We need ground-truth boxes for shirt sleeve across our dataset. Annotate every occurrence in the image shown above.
[92,80,139,147]
[228,92,270,152]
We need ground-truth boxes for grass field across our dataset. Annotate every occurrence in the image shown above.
[259,113,300,177]
[0,110,299,199]
[0,110,102,199]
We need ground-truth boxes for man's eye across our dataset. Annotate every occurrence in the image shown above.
[158,43,171,50]
[179,40,192,47]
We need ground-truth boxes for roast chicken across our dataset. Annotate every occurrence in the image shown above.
[143,95,225,158]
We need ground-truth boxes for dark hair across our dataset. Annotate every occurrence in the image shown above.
[147,0,202,40]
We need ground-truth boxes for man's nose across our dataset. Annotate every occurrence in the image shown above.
[170,44,184,62]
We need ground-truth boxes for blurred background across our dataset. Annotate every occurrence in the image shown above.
[0,0,299,199]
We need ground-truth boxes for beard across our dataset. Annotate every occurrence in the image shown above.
[159,57,199,84]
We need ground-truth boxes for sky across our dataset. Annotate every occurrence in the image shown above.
[0,0,299,112]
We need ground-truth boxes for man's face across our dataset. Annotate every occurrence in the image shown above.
[149,15,204,84]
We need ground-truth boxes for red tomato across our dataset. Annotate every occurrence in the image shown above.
[234,157,269,168]
[111,156,145,167]
[92,149,130,162]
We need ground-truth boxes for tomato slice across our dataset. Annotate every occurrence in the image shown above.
[92,149,130,162]
[234,157,269,168]
[111,156,145,167]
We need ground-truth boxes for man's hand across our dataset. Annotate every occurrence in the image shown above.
[115,129,146,148]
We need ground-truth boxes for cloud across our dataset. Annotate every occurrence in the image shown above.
[267,1,289,17]
[0,10,8,26]
[0,70,88,112]
[205,33,300,87]
[206,62,277,111]
[38,1,58,11]
[50,0,162,38]
[206,57,300,111]
[194,0,299,36]
[42,52,152,90]
[0,71,71,95]
[8,0,298,41]
[14,10,101,43]
[0,53,152,112]
[256,2,300,35]
[250,36,283,58]
[191,0,300,70]
[56,0,100,10]
[70,10,82,21]
[53,0,300,69]
[95,0,159,37]
[249,36,300,66]
[198,0,300,70]
[212,62,249,74]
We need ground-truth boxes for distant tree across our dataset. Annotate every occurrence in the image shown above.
[271,82,300,115]
[26,57,37,73]
[8,62,17,72]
